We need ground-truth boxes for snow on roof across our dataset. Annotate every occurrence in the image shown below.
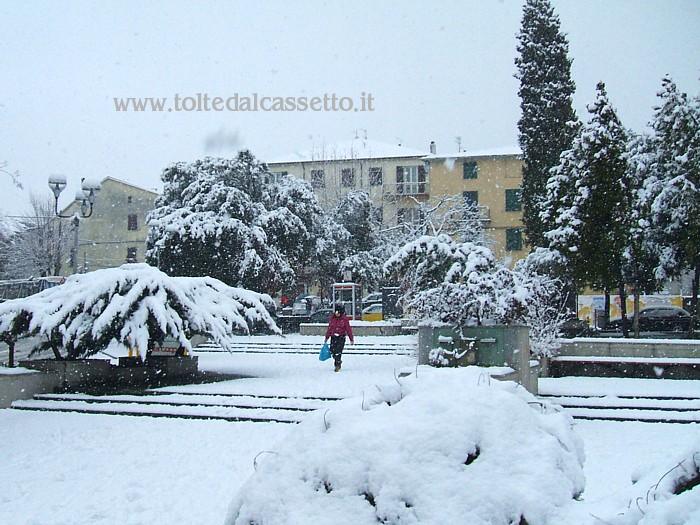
[267,138,431,164]
[427,145,522,160]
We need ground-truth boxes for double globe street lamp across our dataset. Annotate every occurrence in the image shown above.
[48,175,101,273]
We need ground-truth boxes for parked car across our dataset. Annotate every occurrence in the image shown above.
[362,292,383,306]
[291,294,322,316]
[309,308,333,323]
[559,316,591,338]
[362,303,383,322]
[606,306,692,332]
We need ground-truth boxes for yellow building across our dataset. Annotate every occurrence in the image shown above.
[59,177,158,274]
[427,147,525,263]
[267,138,526,264]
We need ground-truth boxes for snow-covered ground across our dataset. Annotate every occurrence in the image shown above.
[1,334,698,524]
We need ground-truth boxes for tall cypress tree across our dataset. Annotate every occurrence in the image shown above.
[646,78,700,318]
[515,0,579,249]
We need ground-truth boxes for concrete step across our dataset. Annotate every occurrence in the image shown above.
[539,394,700,423]
[194,342,416,355]
[11,391,341,423]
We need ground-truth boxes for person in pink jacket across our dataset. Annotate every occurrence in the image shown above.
[324,303,354,372]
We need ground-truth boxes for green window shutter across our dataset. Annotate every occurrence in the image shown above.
[505,189,522,211]
[506,228,523,251]
[463,161,477,179]
[418,165,426,194]
[463,191,478,207]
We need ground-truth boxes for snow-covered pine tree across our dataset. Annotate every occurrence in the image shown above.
[515,0,578,249]
[645,77,700,318]
[0,263,279,360]
[623,132,665,335]
[146,151,339,296]
[542,82,632,324]
[333,190,380,290]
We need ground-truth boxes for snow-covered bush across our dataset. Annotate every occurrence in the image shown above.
[598,441,700,525]
[0,263,279,359]
[225,367,585,525]
[385,235,564,356]
[146,151,347,295]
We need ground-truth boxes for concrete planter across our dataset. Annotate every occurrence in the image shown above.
[418,324,537,394]
[18,359,111,389]
[0,368,60,408]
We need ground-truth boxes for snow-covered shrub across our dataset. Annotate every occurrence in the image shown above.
[0,263,278,359]
[427,347,450,367]
[146,151,347,295]
[225,367,585,525]
[597,441,700,525]
[385,235,565,357]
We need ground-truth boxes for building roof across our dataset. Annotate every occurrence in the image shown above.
[101,176,159,196]
[267,138,431,164]
[427,146,522,160]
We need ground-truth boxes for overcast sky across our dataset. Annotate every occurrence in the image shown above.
[1,0,699,217]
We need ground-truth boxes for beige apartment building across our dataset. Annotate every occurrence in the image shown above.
[60,177,158,275]
[267,138,526,264]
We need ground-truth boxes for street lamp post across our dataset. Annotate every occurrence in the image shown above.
[48,175,101,274]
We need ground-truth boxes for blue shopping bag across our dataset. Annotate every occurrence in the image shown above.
[319,342,331,361]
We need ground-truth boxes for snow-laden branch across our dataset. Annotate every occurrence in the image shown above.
[0,263,279,359]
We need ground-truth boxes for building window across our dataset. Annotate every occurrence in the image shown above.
[463,161,478,179]
[463,191,479,207]
[505,189,522,211]
[127,214,138,231]
[127,196,133,204]
[269,171,287,184]
[126,247,138,263]
[397,207,423,225]
[311,169,325,188]
[369,167,383,186]
[341,168,355,187]
[372,205,383,225]
[506,228,523,251]
[396,165,426,195]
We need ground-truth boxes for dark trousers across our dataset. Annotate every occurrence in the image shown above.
[329,335,346,366]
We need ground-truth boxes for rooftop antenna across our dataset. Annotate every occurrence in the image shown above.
[455,136,462,152]
[354,128,368,140]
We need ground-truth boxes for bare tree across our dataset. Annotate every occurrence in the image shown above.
[0,160,22,189]
[2,193,73,278]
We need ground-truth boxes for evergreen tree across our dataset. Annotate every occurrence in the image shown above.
[542,83,633,326]
[333,190,376,254]
[146,151,340,295]
[515,0,579,249]
[645,78,700,317]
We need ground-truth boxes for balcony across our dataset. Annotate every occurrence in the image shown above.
[382,182,430,200]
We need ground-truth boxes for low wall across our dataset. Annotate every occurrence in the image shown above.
[19,359,112,389]
[0,369,60,408]
[547,338,700,379]
[300,322,409,337]
[559,338,700,358]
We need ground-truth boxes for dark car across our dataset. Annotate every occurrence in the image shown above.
[560,316,591,338]
[606,306,692,332]
[308,308,333,323]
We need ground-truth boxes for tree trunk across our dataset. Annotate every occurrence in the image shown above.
[633,288,641,338]
[619,282,629,338]
[8,340,15,368]
[50,342,63,360]
[691,261,700,333]
[604,291,611,329]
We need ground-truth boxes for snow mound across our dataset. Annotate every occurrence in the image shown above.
[225,367,585,525]
[598,440,700,525]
